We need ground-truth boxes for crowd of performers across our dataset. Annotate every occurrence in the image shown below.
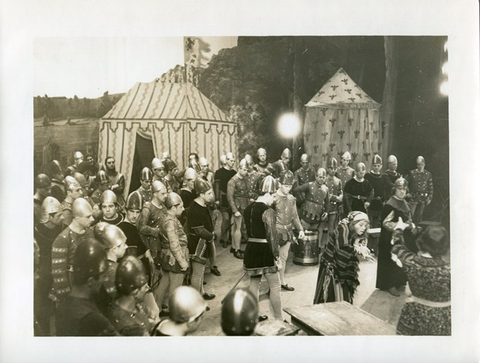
[33,147,450,336]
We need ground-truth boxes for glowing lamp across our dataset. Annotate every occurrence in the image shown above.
[278,113,300,138]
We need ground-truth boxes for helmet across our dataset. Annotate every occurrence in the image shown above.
[51,160,63,176]
[281,148,292,158]
[35,174,51,189]
[387,155,398,164]
[219,155,227,166]
[126,191,142,211]
[300,153,309,163]
[73,172,88,189]
[257,148,267,157]
[239,159,248,170]
[152,180,167,193]
[221,288,258,336]
[316,168,327,177]
[194,178,211,194]
[72,238,108,286]
[141,167,153,181]
[151,158,164,170]
[416,156,425,164]
[165,192,183,209]
[183,167,197,180]
[355,162,366,173]
[72,198,93,218]
[164,159,177,173]
[96,170,110,185]
[97,224,126,250]
[115,256,148,296]
[169,286,207,324]
[226,152,235,160]
[394,177,408,189]
[259,175,277,194]
[94,222,110,242]
[342,151,352,161]
[39,196,63,224]
[101,190,117,205]
[327,157,338,169]
[64,175,81,192]
[279,170,295,185]
[73,151,84,161]
[373,154,383,165]
[198,157,208,167]
[244,154,254,166]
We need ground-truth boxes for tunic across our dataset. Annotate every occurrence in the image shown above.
[293,167,316,188]
[213,167,236,209]
[135,186,153,205]
[407,169,433,204]
[253,162,272,177]
[227,174,250,213]
[365,172,390,212]
[179,188,196,226]
[185,201,214,264]
[137,201,167,260]
[391,230,450,335]
[383,170,401,190]
[270,159,289,179]
[243,202,278,276]
[118,220,147,257]
[108,302,152,336]
[106,170,126,208]
[324,175,343,214]
[343,178,374,213]
[101,213,124,226]
[294,182,329,225]
[274,192,302,244]
[246,170,262,201]
[158,214,190,272]
[335,166,355,187]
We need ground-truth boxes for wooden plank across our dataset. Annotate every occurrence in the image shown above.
[254,320,301,336]
[284,302,397,336]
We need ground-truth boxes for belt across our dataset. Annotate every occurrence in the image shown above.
[276,223,293,230]
[248,238,268,243]
[406,295,451,308]
[345,193,368,201]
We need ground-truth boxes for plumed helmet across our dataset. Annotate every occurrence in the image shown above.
[165,192,183,209]
[416,156,425,164]
[115,256,148,296]
[151,158,164,170]
[372,154,382,165]
[183,167,197,180]
[348,211,370,225]
[169,286,207,324]
[73,172,88,189]
[35,174,51,189]
[72,238,108,286]
[221,288,259,336]
[93,222,110,242]
[141,167,153,181]
[96,170,109,185]
[73,151,84,161]
[226,152,235,160]
[300,153,309,163]
[355,162,366,173]
[239,159,248,170]
[126,191,142,211]
[244,154,254,166]
[219,155,227,166]
[281,148,292,158]
[327,156,338,169]
[64,175,81,191]
[279,170,295,185]
[198,157,208,167]
[101,190,117,205]
[342,151,352,161]
[257,148,267,157]
[394,177,408,189]
[259,175,277,195]
[97,224,126,250]
[51,160,63,176]
[387,155,398,164]
[152,180,167,193]
[72,198,93,218]
[39,196,63,224]
[316,167,327,177]
[164,158,177,173]
[194,178,212,194]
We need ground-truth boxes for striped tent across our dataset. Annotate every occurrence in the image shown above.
[303,68,383,171]
[100,80,237,198]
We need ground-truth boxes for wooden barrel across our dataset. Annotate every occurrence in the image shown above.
[293,230,319,266]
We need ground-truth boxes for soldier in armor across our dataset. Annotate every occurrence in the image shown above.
[365,155,390,228]
[253,147,272,176]
[270,148,292,178]
[198,156,215,186]
[104,156,126,210]
[221,287,259,336]
[164,158,181,193]
[108,256,157,336]
[55,238,118,336]
[179,167,197,226]
[135,167,153,204]
[406,156,434,224]
[214,152,236,248]
[325,157,344,234]
[154,286,207,336]
[60,176,84,227]
[34,174,52,227]
[227,159,250,259]
[293,153,316,207]
[90,170,110,205]
[151,157,172,192]
[245,154,262,203]
[50,160,66,202]
[73,172,95,202]
[384,154,402,189]
[274,171,305,292]
[71,151,84,171]
[294,167,330,231]
[99,190,124,225]
[344,162,374,214]
[243,175,283,321]
[336,151,355,190]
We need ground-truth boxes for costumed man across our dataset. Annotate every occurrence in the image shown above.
[406,156,434,224]
[213,152,236,248]
[104,156,126,210]
[154,286,207,336]
[365,154,390,228]
[384,154,402,189]
[343,162,374,214]
[73,172,95,202]
[55,238,118,336]
[324,157,344,234]
[243,175,283,321]
[34,174,52,227]
[151,157,172,192]
[245,154,262,204]
[185,178,217,300]
[137,180,168,304]
[50,160,66,203]
[155,192,191,314]
[108,256,158,336]
[34,197,65,335]
[90,170,110,205]
[292,153,316,206]
[336,151,355,210]
[253,147,272,177]
[221,288,259,336]
[226,159,250,259]
[99,190,124,225]
[70,151,84,171]
[179,167,197,226]
[60,176,84,227]
[164,158,181,193]
[135,167,153,204]
[274,171,305,292]
[198,156,215,186]
[270,148,292,179]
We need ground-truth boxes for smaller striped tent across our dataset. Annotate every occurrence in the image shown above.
[100,80,237,198]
